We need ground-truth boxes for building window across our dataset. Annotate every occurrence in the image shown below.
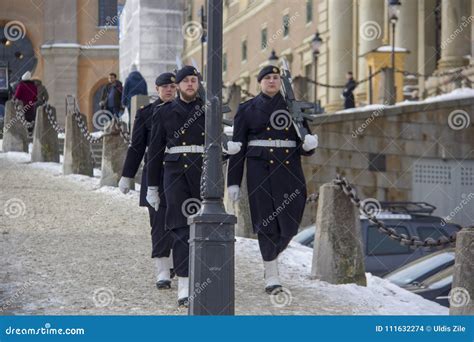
[306,0,313,23]
[283,14,290,37]
[241,40,247,61]
[98,0,118,27]
[261,28,267,50]
[223,52,227,72]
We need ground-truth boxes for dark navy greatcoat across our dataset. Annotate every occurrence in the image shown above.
[121,98,166,207]
[227,92,314,238]
[147,97,205,231]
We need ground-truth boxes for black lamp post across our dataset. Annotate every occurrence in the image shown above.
[268,49,279,66]
[188,0,236,315]
[311,31,322,103]
[388,0,401,104]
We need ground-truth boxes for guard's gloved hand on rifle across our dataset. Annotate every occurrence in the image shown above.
[223,141,242,155]
[118,176,133,194]
[146,186,160,211]
[227,185,240,202]
[302,134,319,151]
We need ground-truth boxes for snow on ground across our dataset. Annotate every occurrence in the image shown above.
[0,150,448,315]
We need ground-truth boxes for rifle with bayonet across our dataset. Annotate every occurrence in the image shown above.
[280,58,317,140]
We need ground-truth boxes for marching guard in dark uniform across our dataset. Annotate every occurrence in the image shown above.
[119,72,177,290]
[227,65,318,294]
[146,66,207,307]
[146,65,241,307]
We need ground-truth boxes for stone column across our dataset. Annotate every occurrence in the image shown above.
[438,0,471,70]
[2,100,28,152]
[326,0,354,112]
[31,105,60,163]
[100,120,129,187]
[450,226,473,315]
[395,0,418,74]
[356,0,384,105]
[41,0,79,127]
[311,183,366,286]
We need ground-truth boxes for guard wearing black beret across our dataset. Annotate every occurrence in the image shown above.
[227,65,319,295]
[119,71,177,290]
[146,65,205,308]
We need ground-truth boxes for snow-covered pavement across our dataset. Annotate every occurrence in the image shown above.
[0,149,448,315]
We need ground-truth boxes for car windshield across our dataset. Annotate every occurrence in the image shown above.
[385,250,455,286]
[422,267,454,289]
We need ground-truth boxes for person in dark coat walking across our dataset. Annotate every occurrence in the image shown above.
[227,65,318,294]
[342,71,357,109]
[99,72,123,117]
[13,71,37,122]
[122,65,148,115]
[146,65,241,307]
[119,72,177,290]
[146,66,205,308]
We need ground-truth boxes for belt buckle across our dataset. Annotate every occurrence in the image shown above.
[276,140,282,148]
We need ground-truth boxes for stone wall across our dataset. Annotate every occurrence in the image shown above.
[301,97,474,227]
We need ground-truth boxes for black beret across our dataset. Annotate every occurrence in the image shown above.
[176,65,199,83]
[155,72,176,86]
[257,65,280,82]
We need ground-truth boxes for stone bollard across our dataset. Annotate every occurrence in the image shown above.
[63,111,93,176]
[450,226,473,315]
[100,119,129,187]
[311,183,366,286]
[2,100,28,152]
[31,105,60,163]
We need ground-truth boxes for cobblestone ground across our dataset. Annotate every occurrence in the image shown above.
[0,153,447,315]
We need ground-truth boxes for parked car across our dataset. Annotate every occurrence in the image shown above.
[384,248,455,287]
[384,249,455,307]
[402,266,454,307]
[293,202,461,276]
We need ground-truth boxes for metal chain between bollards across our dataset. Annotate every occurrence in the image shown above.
[333,174,457,248]
[44,104,65,134]
[71,108,104,144]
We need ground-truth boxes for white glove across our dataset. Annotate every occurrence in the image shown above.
[223,141,242,155]
[118,176,133,194]
[146,186,160,211]
[302,134,318,151]
[227,185,240,202]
